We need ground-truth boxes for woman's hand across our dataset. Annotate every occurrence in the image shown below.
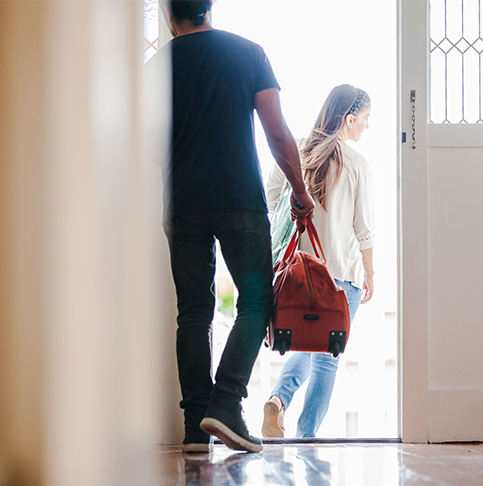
[360,247,374,304]
[361,273,374,304]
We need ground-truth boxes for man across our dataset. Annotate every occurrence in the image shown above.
[163,0,314,453]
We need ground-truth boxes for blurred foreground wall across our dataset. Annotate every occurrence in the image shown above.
[0,1,176,484]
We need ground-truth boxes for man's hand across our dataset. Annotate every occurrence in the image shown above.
[290,191,315,219]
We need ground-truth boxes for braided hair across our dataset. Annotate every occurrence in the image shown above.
[301,85,371,210]
[349,89,370,116]
[169,0,213,26]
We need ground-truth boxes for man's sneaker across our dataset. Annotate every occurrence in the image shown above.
[182,426,213,454]
[200,405,263,453]
[262,399,285,438]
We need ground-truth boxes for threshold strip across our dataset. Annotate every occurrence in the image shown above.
[214,437,402,445]
[261,437,402,445]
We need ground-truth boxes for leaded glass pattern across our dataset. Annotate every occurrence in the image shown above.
[144,0,159,63]
[430,0,483,123]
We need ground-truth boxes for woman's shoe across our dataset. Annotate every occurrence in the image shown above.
[262,399,285,438]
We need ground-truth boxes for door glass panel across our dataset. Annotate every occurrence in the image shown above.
[447,48,464,122]
[464,49,481,122]
[431,48,447,122]
[143,0,159,63]
[430,0,483,123]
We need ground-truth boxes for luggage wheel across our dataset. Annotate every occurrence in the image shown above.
[274,329,291,356]
[328,331,347,358]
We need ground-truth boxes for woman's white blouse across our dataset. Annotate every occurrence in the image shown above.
[266,141,375,290]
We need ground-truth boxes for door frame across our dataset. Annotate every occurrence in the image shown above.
[398,0,430,443]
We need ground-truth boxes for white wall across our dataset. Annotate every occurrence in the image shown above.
[150,7,185,446]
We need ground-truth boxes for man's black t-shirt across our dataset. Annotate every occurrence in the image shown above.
[166,29,280,220]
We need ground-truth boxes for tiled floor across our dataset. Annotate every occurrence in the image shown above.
[158,441,483,485]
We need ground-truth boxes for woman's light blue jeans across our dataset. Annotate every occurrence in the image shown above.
[270,279,362,438]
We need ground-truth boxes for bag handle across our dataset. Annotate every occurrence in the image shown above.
[306,218,327,263]
[280,217,327,264]
[280,223,303,262]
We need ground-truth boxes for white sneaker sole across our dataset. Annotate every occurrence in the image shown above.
[200,417,263,453]
[181,442,213,453]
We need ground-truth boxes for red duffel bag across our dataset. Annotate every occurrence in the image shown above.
[267,217,350,357]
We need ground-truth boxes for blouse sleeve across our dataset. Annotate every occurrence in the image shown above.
[353,158,375,250]
[265,163,287,213]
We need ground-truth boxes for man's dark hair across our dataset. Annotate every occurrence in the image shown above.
[169,1,213,26]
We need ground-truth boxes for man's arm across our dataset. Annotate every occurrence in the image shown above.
[255,88,314,218]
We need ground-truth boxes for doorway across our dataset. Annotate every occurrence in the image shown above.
[211,0,399,438]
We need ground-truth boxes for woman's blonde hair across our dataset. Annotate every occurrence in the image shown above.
[301,84,370,210]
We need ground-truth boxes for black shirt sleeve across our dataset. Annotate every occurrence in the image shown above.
[255,46,281,93]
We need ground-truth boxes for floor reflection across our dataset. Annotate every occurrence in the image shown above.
[159,442,483,486]
[295,447,332,486]
[183,451,263,486]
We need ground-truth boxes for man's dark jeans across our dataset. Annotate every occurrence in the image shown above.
[164,208,273,427]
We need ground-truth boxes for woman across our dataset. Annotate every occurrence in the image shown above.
[262,84,375,438]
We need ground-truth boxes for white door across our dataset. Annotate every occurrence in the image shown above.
[400,0,483,442]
